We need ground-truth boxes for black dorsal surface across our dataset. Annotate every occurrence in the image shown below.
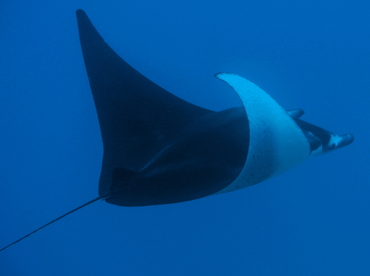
[76,10,215,197]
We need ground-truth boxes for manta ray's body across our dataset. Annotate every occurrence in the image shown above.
[0,9,353,251]
[76,10,353,206]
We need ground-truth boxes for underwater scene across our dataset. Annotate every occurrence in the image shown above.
[1,0,369,275]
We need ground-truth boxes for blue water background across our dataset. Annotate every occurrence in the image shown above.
[1,0,369,275]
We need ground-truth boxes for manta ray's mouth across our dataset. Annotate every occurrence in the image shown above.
[293,118,355,156]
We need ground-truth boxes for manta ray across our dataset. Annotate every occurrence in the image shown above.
[0,9,354,251]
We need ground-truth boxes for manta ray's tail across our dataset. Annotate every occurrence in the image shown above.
[0,196,106,252]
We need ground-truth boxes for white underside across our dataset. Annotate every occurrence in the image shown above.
[215,73,310,194]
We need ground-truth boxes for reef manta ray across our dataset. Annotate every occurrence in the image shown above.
[0,9,354,251]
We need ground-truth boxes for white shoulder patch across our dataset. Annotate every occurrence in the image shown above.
[215,73,310,193]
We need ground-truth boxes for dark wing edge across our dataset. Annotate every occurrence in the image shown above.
[76,10,213,195]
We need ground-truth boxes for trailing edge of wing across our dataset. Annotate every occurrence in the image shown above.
[76,10,213,195]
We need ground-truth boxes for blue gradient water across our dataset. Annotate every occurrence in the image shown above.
[1,1,369,275]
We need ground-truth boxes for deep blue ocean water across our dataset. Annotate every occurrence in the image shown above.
[1,1,369,275]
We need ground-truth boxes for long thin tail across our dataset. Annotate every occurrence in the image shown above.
[0,196,106,252]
